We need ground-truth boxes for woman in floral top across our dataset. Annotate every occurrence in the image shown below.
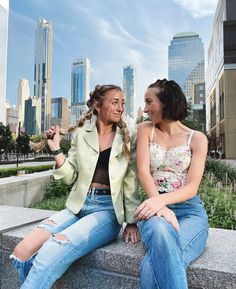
[135,79,208,289]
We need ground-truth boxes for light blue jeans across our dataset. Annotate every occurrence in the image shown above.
[138,195,209,289]
[10,192,121,289]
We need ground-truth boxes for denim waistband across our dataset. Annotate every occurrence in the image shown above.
[88,187,111,195]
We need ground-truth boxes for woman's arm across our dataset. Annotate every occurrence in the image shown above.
[122,133,142,224]
[51,126,79,185]
[136,122,159,198]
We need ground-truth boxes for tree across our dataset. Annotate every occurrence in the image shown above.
[0,124,13,161]
[16,132,31,159]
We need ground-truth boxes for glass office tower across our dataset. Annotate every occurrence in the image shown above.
[71,58,90,123]
[123,65,136,118]
[34,19,52,133]
[168,32,204,102]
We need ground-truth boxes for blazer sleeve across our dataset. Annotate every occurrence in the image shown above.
[52,131,78,185]
[122,133,141,224]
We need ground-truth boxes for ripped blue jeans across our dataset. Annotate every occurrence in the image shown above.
[10,193,121,289]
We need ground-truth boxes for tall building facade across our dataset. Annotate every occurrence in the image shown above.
[0,0,9,125]
[206,0,236,158]
[71,58,90,123]
[168,32,204,102]
[24,97,41,135]
[123,65,136,118]
[34,19,52,133]
[17,79,30,127]
[51,97,68,129]
[6,105,19,134]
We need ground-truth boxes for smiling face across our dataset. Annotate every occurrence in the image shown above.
[143,87,164,124]
[96,89,125,124]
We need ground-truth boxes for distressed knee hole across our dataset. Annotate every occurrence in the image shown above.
[53,234,70,244]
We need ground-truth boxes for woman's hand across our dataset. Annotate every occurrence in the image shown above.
[123,224,140,244]
[45,125,61,151]
[135,195,166,221]
[156,207,180,232]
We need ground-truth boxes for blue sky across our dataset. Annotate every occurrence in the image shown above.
[7,0,218,109]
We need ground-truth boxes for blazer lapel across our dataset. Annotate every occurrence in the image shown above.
[83,122,99,153]
[110,126,123,159]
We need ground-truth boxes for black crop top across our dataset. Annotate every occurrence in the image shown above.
[91,147,111,186]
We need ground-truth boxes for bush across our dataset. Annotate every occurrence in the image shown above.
[205,158,236,185]
[33,178,72,211]
[0,164,53,178]
[199,175,236,230]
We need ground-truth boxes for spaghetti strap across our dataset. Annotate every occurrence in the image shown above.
[150,126,155,143]
[187,130,194,146]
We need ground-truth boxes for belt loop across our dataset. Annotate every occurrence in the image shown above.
[92,187,96,202]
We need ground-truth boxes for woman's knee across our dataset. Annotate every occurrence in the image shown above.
[140,217,175,241]
[13,227,52,261]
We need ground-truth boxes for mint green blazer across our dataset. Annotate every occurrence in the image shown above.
[53,122,141,224]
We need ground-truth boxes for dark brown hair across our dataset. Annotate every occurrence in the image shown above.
[148,79,188,121]
[30,84,131,159]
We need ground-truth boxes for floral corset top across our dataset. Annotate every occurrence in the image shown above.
[149,126,194,193]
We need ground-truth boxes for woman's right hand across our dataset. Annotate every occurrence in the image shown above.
[156,207,180,232]
[45,125,61,151]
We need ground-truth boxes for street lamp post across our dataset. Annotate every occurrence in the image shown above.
[16,121,21,168]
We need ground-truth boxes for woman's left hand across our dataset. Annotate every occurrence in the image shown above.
[123,224,140,243]
[135,195,166,221]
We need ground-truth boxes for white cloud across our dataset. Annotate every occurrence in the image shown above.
[173,0,218,18]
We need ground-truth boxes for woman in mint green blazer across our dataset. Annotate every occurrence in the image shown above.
[11,85,141,289]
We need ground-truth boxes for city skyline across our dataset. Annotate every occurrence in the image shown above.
[7,0,218,110]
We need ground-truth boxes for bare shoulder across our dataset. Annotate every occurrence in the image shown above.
[137,121,153,133]
[192,131,208,149]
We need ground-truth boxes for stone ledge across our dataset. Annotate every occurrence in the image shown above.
[0,206,236,289]
[0,171,52,207]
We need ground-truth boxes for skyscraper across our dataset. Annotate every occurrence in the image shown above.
[0,0,9,125]
[51,97,68,129]
[206,0,236,158]
[17,79,30,127]
[168,32,204,102]
[71,58,90,123]
[24,97,41,135]
[34,19,52,133]
[123,65,136,118]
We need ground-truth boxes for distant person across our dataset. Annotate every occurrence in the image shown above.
[217,142,224,159]
[136,79,209,289]
[10,84,140,289]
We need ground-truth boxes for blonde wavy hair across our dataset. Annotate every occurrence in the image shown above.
[30,84,131,159]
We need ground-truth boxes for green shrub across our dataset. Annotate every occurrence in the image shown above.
[44,178,72,199]
[205,158,236,185]
[33,178,72,211]
[198,175,236,230]
[0,164,53,178]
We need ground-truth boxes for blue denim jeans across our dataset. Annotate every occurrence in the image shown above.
[138,195,209,289]
[10,192,121,289]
